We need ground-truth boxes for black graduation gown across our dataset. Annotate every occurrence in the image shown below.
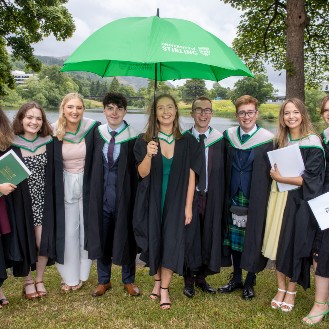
[133,133,203,276]
[276,147,325,288]
[0,236,7,286]
[5,142,55,277]
[223,131,273,273]
[54,123,99,265]
[87,128,138,265]
[184,131,225,274]
[323,135,329,192]
[313,136,329,278]
[0,150,9,285]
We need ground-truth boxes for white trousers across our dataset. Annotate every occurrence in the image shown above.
[56,171,92,286]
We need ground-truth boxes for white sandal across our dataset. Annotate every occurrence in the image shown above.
[281,290,297,312]
[271,288,286,309]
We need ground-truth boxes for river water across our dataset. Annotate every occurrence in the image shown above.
[4,109,277,133]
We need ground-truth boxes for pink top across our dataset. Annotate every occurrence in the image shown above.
[62,142,86,173]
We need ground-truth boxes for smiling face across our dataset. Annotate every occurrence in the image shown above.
[236,103,259,133]
[22,107,43,138]
[191,99,213,133]
[104,103,127,130]
[322,99,329,125]
[63,97,84,126]
[156,96,177,129]
[283,102,303,132]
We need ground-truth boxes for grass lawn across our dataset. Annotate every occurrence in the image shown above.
[179,100,280,121]
[1,263,325,328]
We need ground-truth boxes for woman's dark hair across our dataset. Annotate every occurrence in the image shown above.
[12,102,53,137]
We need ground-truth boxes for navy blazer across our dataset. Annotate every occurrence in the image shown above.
[230,148,254,199]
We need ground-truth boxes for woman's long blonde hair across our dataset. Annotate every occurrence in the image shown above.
[0,107,14,151]
[276,98,315,148]
[54,93,85,141]
[143,94,182,142]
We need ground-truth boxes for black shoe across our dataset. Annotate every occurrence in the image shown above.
[218,279,243,293]
[195,282,216,294]
[183,285,195,298]
[242,285,255,300]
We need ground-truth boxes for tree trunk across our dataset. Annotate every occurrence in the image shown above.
[285,0,306,101]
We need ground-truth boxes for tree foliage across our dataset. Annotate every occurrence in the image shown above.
[109,77,120,93]
[221,0,329,100]
[230,74,275,105]
[209,83,231,100]
[0,0,75,96]
[181,79,208,102]
[17,65,79,108]
[305,88,327,122]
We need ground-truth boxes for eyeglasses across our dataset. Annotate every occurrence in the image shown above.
[237,110,257,118]
[193,107,213,115]
[105,104,126,112]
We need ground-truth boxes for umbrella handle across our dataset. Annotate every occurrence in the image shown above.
[152,63,158,140]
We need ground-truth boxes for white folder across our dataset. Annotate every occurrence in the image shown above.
[308,192,329,230]
[267,144,305,192]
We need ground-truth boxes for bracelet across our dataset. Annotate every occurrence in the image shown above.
[147,153,152,158]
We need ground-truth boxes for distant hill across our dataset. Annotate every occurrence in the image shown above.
[117,76,148,91]
[35,55,65,66]
[35,55,174,91]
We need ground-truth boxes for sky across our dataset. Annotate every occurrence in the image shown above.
[33,0,285,94]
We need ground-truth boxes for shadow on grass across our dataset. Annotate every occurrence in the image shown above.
[0,263,325,329]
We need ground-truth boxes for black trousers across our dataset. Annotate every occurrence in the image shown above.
[232,249,256,287]
[184,193,208,287]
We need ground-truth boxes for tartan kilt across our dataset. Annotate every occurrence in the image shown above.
[223,190,249,252]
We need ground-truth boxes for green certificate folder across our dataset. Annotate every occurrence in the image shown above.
[0,149,31,196]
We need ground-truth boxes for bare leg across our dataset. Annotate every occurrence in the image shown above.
[313,258,318,273]
[0,287,9,305]
[23,272,38,299]
[281,280,297,312]
[160,267,173,309]
[271,270,287,308]
[303,275,329,325]
[34,225,48,295]
[150,268,161,300]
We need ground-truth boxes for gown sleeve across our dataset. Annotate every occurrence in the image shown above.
[293,147,325,287]
[134,135,147,166]
[301,147,325,200]
[132,135,150,253]
[323,142,329,192]
[186,133,203,175]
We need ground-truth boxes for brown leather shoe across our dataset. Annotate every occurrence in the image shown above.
[92,282,112,297]
[124,283,140,296]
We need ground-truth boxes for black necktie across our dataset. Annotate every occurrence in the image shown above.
[241,134,250,142]
[107,131,117,167]
[198,134,207,192]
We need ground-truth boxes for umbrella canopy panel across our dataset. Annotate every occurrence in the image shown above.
[61,16,253,81]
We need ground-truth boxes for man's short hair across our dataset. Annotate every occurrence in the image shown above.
[234,95,258,112]
[192,96,212,110]
[103,92,127,109]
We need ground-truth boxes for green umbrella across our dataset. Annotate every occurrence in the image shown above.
[61,12,253,137]
[62,15,252,81]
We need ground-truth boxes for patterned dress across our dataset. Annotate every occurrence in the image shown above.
[24,152,47,226]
